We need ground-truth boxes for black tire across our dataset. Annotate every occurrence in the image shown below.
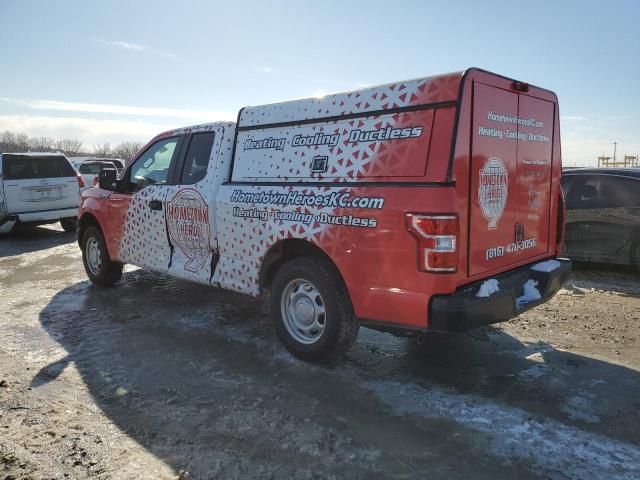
[270,256,359,363]
[81,226,122,286]
[0,219,16,235]
[60,217,77,232]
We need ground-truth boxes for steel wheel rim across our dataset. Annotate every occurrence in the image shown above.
[281,278,326,345]
[86,237,102,276]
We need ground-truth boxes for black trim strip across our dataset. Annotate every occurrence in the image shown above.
[562,172,640,180]
[166,135,186,185]
[236,100,458,131]
[446,71,469,182]
[358,318,427,334]
[228,107,244,182]
[165,224,175,269]
[223,180,454,188]
[209,251,220,284]
[465,79,475,275]
[169,133,190,185]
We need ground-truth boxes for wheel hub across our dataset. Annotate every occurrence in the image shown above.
[281,278,326,345]
[86,237,102,276]
[294,297,315,324]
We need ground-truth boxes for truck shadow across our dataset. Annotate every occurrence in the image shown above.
[36,270,640,478]
[0,225,75,258]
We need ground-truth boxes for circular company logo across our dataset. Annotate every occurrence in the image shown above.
[478,157,508,230]
[166,188,211,272]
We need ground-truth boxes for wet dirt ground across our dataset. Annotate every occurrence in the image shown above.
[1,224,640,480]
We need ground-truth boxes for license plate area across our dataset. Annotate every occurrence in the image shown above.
[22,185,64,202]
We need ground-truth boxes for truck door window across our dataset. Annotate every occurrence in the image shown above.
[128,137,179,191]
[179,132,215,185]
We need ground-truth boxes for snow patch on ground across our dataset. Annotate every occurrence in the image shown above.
[270,348,301,365]
[364,380,640,480]
[476,279,500,298]
[508,342,555,360]
[561,394,602,424]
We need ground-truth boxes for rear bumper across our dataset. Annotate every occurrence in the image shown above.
[428,258,571,333]
[16,208,78,223]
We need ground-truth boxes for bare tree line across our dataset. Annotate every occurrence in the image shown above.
[0,130,143,161]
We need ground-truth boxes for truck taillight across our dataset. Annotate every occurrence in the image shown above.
[405,214,458,272]
[76,173,85,189]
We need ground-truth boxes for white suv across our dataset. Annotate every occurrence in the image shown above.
[0,153,83,234]
[77,159,124,191]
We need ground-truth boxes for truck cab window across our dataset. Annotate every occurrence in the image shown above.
[179,132,215,185]
[128,137,178,191]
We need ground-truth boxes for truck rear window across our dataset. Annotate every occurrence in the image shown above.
[79,163,110,174]
[2,155,76,180]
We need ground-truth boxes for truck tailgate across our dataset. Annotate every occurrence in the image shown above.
[5,178,80,213]
[469,82,555,276]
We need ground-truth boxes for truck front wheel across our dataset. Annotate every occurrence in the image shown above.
[270,256,359,363]
[81,226,122,286]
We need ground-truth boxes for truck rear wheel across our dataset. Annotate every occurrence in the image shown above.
[270,256,359,363]
[81,226,122,286]
[60,217,77,232]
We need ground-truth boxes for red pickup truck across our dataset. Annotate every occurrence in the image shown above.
[78,68,570,363]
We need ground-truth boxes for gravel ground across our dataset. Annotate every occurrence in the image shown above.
[1,224,639,479]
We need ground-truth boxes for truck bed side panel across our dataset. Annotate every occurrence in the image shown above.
[214,184,459,328]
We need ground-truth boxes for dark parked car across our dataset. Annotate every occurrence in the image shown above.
[561,168,640,269]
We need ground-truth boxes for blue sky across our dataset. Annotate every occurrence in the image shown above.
[0,0,638,165]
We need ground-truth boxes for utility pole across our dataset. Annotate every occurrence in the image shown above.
[612,142,618,162]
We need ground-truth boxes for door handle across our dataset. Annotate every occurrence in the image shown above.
[148,200,163,211]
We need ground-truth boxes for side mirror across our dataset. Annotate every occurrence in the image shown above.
[98,167,117,191]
